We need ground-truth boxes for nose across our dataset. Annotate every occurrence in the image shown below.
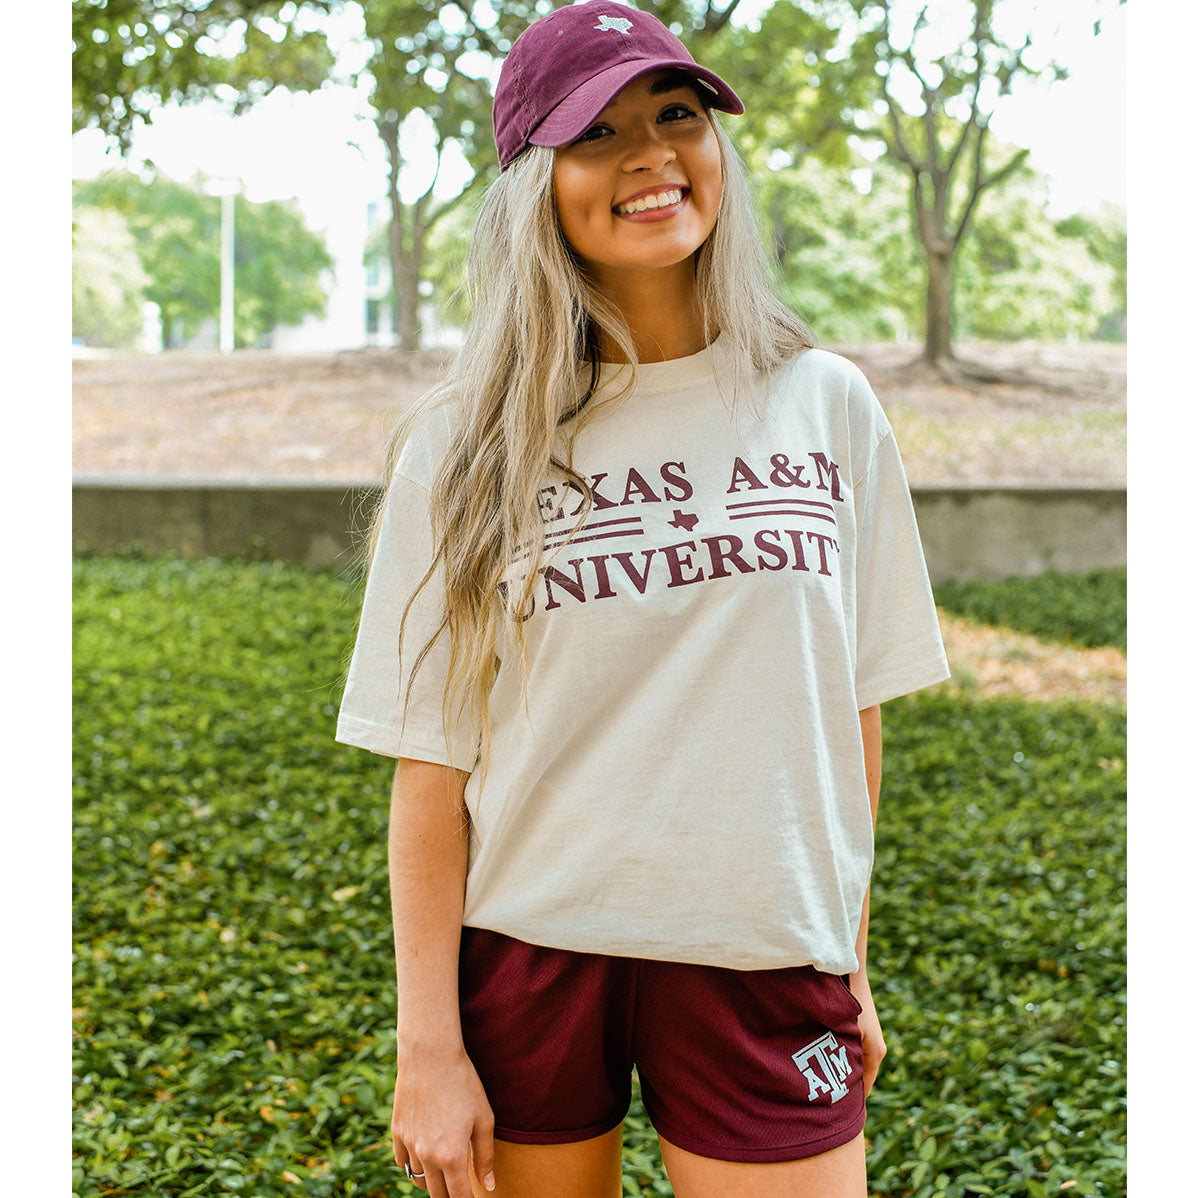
[621,120,677,173]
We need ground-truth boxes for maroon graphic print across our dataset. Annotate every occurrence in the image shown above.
[503,452,846,619]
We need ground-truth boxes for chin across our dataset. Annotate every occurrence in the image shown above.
[600,228,714,272]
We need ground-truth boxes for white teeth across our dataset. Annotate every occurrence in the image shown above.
[615,188,684,214]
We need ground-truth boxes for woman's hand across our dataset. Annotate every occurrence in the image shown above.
[849,971,887,1098]
[393,1039,497,1197]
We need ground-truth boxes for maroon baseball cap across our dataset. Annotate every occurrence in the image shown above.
[493,1,744,170]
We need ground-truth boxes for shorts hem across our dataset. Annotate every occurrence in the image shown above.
[492,1107,628,1146]
[647,1101,866,1164]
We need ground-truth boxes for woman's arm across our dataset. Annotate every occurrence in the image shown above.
[850,704,887,1098]
[852,704,882,978]
[389,757,472,1041]
[388,757,497,1195]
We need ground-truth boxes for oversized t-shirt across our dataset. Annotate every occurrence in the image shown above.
[336,338,950,974]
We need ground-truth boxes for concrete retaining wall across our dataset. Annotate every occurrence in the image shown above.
[72,477,1126,584]
[912,486,1126,582]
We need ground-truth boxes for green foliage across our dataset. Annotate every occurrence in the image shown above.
[73,170,331,347]
[952,167,1123,342]
[866,690,1125,1196]
[72,0,337,151]
[72,205,150,349]
[722,0,1126,358]
[1054,204,1128,341]
[74,555,1125,1196]
[758,154,924,342]
[718,138,1122,346]
[417,191,478,330]
[934,568,1127,651]
[699,0,870,172]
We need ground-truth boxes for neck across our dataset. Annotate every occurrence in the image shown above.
[589,257,716,363]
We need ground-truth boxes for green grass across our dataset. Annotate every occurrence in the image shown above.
[73,554,1125,1197]
[933,567,1126,651]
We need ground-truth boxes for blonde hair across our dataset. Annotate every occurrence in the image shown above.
[364,107,814,791]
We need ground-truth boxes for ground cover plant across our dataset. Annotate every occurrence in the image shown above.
[933,568,1126,651]
[73,555,1126,1197]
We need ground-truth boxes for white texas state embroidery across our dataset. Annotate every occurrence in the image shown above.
[594,14,633,34]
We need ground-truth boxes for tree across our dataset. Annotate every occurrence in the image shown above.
[954,169,1121,343]
[696,0,907,331]
[72,0,338,152]
[699,0,876,235]
[836,0,1123,374]
[361,0,539,351]
[73,170,332,347]
[1054,203,1126,341]
[761,153,924,342]
[72,205,151,349]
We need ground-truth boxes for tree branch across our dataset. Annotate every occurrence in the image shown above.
[901,4,934,92]
[883,89,921,171]
[944,4,987,179]
[951,115,988,247]
[980,144,1031,192]
[920,83,941,176]
[448,0,504,56]
[412,139,444,242]
[423,170,487,236]
[951,126,1029,245]
[705,0,745,34]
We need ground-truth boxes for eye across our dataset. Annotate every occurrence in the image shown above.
[573,101,701,145]
[573,124,610,145]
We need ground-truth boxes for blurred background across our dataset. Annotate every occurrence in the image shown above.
[70,0,1128,512]
[71,0,1125,358]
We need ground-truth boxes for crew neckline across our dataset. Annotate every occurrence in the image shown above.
[592,333,728,392]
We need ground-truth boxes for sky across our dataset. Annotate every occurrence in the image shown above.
[69,0,1129,229]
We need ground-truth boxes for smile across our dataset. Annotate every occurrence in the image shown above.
[613,187,689,218]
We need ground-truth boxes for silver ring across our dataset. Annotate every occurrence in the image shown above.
[404,1162,426,1180]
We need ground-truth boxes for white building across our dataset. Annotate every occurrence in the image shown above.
[270,197,463,353]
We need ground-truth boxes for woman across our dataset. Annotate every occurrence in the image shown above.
[337,3,950,1196]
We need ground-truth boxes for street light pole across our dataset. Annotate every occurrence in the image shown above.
[204,177,239,354]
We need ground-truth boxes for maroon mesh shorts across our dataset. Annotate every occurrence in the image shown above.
[457,925,867,1164]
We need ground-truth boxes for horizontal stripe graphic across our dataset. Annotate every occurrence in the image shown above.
[725,498,835,512]
[727,509,838,525]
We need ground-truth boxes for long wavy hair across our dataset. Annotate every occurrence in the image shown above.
[362,101,814,791]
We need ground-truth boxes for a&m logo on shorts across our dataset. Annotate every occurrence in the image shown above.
[792,1031,852,1102]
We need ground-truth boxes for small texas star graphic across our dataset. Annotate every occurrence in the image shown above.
[667,509,699,532]
[594,14,633,34]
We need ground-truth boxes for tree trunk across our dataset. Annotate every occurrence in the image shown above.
[380,115,422,352]
[386,173,423,353]
[923,247,954,365]
[398,232,421,352]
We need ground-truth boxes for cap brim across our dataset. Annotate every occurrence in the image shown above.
[527,58,744,149]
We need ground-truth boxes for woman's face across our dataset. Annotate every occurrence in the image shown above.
[551,69,723,280]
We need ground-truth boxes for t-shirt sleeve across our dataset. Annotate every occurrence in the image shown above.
[335,467,481,770]
[852,429,951,709]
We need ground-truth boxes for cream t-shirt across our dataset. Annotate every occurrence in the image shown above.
[336,339,950,973]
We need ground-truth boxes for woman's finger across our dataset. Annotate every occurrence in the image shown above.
[402,1156,430,1192]
[471,1122,497,1193]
